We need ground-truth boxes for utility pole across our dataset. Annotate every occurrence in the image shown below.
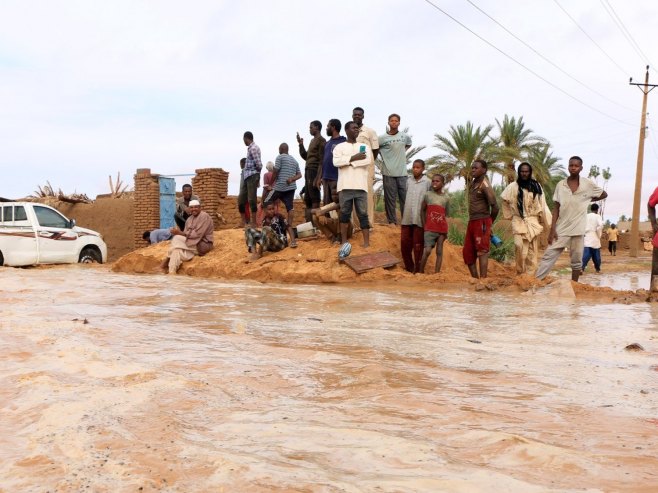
[629,66,657,257]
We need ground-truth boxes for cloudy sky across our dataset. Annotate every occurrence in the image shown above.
[1,0,657,220]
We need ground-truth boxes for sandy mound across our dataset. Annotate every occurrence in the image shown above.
[112,225,516,285]
[111,226,654,303]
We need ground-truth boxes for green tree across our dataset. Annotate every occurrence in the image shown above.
[492,115,547,184]
[600,167,612,217]
[426,121,500,190]
[588,165,601,183]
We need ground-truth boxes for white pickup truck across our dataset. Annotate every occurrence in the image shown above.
[0,202,107,267]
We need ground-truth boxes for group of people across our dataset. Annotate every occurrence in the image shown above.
[234,108,455,269]
[141,184,215,274]
[231,107,617,281]
[141,108,619,282]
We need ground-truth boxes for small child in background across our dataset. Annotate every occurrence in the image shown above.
[400,159,431,273]
[420,173,450,273]
[606,223,618,256]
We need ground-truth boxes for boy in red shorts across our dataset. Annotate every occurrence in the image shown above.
[463,159,499,278]
[420,173,450,273]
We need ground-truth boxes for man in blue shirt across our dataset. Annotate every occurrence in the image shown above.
[142,229,172,244]
[316,119,346,205]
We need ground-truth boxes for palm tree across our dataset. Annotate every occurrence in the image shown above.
[426,121,499,190]
[525,143,565,208]
[600,167,612,217]
[493,115,547,184]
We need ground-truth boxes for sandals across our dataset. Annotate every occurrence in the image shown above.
[290,240,298,248]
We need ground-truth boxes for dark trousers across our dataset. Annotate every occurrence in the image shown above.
[382,175,407,224]
[608,241,617,255]
[304,167,321,207]
[401,225,424,273]
[582,247,602,272]
[238,174,259,214]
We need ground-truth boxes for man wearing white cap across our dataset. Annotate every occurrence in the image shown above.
[162,199,214,274]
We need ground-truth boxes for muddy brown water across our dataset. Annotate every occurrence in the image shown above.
[1,266,657,492]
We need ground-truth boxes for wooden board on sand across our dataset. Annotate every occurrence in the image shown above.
[342,251,401,274]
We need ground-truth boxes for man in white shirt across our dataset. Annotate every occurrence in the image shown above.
[333,121,372,248]
[352,107,379,229]
[582,203,603,273]
[535,156,607,281]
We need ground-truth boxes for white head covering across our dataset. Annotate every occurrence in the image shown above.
[266,161,274,172]
[188,199,201,207]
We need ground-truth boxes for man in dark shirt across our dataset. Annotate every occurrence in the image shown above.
[297,120,326,222]
[463,159,499,279]
[317,118,347,206]
[174,184,199,230]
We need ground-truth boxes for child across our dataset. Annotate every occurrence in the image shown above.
[400,159,430,273]
[245,202,292,260]
[606,223,618,256]
[420,174,450,273]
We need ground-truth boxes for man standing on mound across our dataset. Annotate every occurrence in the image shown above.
[162,200,214,274]
[333,121,372,248]
[463,159,498,279]
[535,156,607,281]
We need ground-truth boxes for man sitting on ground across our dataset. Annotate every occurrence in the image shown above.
[174,184,199,230]
[162,199,214,274]
[142,229,172,244]
[311,202,353,244]
[245,202,291,260]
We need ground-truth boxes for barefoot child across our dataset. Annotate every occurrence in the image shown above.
[420,174,450,273]
[245,202,292,260]
[400,159,430,273]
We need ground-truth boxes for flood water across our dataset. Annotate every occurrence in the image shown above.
[1,266,657,492]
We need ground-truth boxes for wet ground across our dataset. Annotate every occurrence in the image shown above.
[1,266,657,492]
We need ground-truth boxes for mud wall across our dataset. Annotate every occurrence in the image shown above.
[192,168,229,229]
[133,169,160,250]
[51,196,134,262]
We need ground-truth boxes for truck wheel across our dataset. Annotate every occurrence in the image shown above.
[79,247,102,264]
[0,250,4,266]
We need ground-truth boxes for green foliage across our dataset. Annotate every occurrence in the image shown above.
[493,115,547,185]
[426,121,500,190]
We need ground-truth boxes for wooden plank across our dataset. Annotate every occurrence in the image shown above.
[342,251,400,274]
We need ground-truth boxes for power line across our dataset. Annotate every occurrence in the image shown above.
[600,0,654,68]
[552,0,629,77]
[647,115,658,162]
[420,0,634,126]
[465,0,635,112]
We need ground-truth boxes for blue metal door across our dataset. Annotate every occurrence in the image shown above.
[159,177,176,229]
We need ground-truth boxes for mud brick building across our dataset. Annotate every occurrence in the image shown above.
[133,167,229,249]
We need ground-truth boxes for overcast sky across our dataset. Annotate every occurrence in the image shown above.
[1,0,657,220]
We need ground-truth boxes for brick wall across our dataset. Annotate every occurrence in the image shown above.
[192,168,229,228]
[133,168,160,249]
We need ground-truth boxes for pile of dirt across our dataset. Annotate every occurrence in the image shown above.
[111,226,654,303]
[112,225,516,285]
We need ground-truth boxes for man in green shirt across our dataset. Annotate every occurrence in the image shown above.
[378,113,412,224]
